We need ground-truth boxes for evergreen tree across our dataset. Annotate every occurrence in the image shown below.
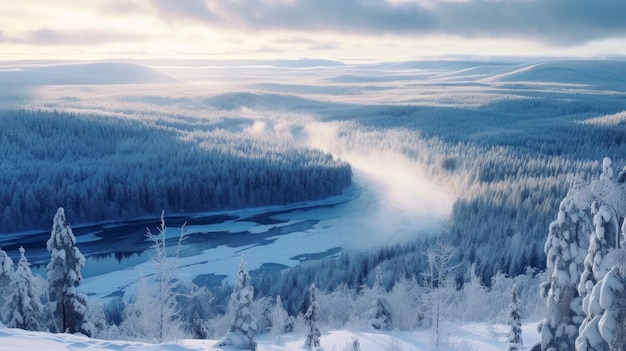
[600,157,614,181]
[368,267,391,330]
[2,246,43,331]
[303,284,323,351]
[576,201,618,351]
[372,266,384,296]
[506,285,523,351]
[46,207,87,334]
[540,191,593,351]
[576,217,626,351]
[0,246,14,312]
[218,255,257,350]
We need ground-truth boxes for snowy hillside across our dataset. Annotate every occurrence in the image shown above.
[483,60,626,86]
[0,322,540,351]
[0,62,177,86]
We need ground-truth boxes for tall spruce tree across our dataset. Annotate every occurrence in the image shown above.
[2,246,43,331]
[0,246,14,313]
[576,217,626,351]
[506,285,523,351]
[303,283,323,351]
[46,207,87,334]
[218,255,257,350]
[541,157,626,351]
[368,266,391,330]
[540,191,593,351]
[576,202,618,351]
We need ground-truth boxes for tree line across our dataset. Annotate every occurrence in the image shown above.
[0,109,352,233]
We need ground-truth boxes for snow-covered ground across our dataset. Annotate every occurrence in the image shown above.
[0,322,540,351]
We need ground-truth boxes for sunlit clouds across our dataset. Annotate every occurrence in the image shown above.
[1,0,625,60]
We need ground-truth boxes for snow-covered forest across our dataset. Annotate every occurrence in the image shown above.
[0,109,351,232]
[1,59,626,350]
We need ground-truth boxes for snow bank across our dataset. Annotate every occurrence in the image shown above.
[0,322,541,351]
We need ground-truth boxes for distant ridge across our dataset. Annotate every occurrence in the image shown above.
[0,62,177,86]
[483,60,626,87]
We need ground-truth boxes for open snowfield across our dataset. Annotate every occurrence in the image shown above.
[0,322,540,351]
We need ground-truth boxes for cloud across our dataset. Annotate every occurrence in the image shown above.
[2,0,624,58]
[102,0,145,12]
[254,45,283,53]
[20,28,146,46]
[149,0,220,23]
[435,0,626,45]
[147,0,626,46]
[309,42,339,51]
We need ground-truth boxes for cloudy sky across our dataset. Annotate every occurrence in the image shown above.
[1,0,625,61]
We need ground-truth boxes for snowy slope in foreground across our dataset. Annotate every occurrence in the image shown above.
[0,322,540,351]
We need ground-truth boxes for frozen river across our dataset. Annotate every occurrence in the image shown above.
[1,165,454,300]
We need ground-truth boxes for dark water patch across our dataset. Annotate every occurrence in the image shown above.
[236,213,287,225]
[103,290,125,299]
[290,247,342,262]
[0,200,337,285]
[237,202,341,225]
[0,214,241,266]
[184,219,320,254]
[81,251,148,278]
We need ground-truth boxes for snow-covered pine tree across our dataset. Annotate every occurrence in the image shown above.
[576,201,619,351]
[579,201,619,297]
[600,157,614,181]
[303,283,323,351]
[218,255,257,350]
[2,246,43,331]
[539,190,594,351]
[368,266,390,330]
[83,302,118,339]
[0,246,14,312]
[544,157,626,351]
[46,207,87,334]
[506,285,523,351]
[576,217,626,351]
